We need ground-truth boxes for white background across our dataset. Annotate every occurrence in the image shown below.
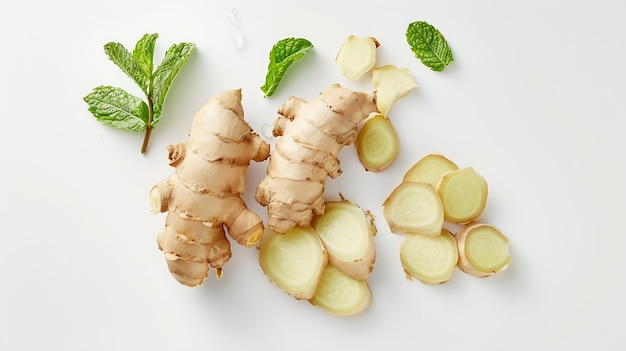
[2,1,624,350]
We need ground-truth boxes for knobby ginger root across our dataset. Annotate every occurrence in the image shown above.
[255,84,378,234]
[150,89,270,287]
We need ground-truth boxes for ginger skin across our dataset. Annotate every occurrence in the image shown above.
[255,84,378,234]
[150,89,270,286]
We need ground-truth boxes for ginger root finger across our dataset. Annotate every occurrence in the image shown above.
[151,89,269,286]
[255,84,378,234]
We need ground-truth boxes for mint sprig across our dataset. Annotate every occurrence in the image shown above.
[261,37,313,97]
[84,33,195,154]
[406,21,453,72]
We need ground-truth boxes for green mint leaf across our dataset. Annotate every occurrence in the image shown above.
[87,34,195,154]
[104,41,150,94]
[132,33,159,79]
[261,37,313,97]
[406,21,453,71]
[83,86,149,132]
[152,42,196,126]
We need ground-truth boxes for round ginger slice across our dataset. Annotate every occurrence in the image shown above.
[309,265,372,316]
[436,167,488,224]
[383,181,444,236]
[403,152,459,187]
[259,226,328,300]
[400,228,458,285]
[356,114,399,172]
[311,200,376,280]
[456,223,511,277]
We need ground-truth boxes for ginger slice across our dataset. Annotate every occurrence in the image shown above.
[403,152,459,187]
[258,226,328,300]
[356,113,399,172]
[311,200,376,280]
[400,228,458,285]
[335,35,379,80]
[383,181,444,236]
[456,223,511,277]
[371,64,417,116]
[309,265,372,316]
[436,167,488,224]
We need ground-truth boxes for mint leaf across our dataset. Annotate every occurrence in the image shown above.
[104,41,150,94]
[152,42,196,125]
[133,33,159,79]
[406,21,453,71]
[86,34,195,153]
[261,37,313,97]
[84,86,149,132]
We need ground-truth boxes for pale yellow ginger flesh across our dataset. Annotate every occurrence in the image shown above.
[335,35,379,80]
[383,181,444,236]
[456,223,511,277]
[400,228,458,285]
[150,89,270,287]
[309,265,372,316]
[355,113,399,172]
[255,84,379,234]
[259,226,328,300]
[403,152,459,187]
[371,64,417,116]
[436,167,488,224]
[311,200,376,280]
[389,152,510,282]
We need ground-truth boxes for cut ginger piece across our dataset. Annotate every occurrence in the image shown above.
[371,64,417,116]
[400,228,458,284]
[309,265,372,316]
[403,152,459,187]
[356,113,399,172]
[259,226,328,300]
[456,223,511,277]
[436,167,488,224]
[335,35,379,80]
[383,181,444,236]
[311,200,376,280]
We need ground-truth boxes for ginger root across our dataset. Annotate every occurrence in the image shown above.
[255,84,378,234]
[150,89,270,286]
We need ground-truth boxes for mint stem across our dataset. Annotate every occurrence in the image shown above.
[141,97,154,154]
